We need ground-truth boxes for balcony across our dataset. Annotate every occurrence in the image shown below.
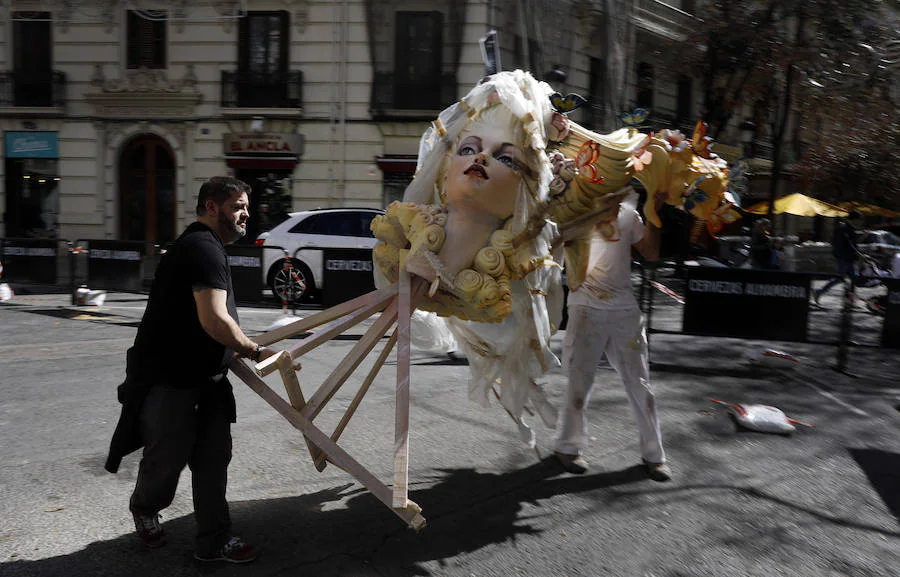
[633,0,696,41]
[370,72,457,120]
[0,71,66,111]
[220,71,303,111]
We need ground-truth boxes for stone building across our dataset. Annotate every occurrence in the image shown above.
[0,0,715,244]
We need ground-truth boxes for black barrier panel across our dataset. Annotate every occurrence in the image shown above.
[321,248,376,307]
[683,267,811,342]
[87,240,146,292]
[0,238,58,284]
[226,245,263,303]
[881,278,900,349]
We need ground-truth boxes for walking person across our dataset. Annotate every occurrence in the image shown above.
[750,218,777,269]
[105,176,275,563]
[554,192,671,481]
[814,210,863,304]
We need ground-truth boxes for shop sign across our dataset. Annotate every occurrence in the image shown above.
[683,267,811,342]
[321,248,376,307]
[225,245,263,303]
[224,133,304,156]
[4,131,59,158]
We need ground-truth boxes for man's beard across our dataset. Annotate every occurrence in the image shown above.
[218,212,246,243]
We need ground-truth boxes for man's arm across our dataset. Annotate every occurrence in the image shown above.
[632,191,666,261]
[194,288,274,361]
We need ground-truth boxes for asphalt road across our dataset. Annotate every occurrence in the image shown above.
[1,288,898,577]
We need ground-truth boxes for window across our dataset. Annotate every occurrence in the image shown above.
[588,57,606,129]
[394,11,443,109]
[353,212,377,238]
[126,11,167,69]
[12,12,53,106]
[676,75,693,126]
[236,11,289,107]
[511,34,542,74]
[636,62,654,109]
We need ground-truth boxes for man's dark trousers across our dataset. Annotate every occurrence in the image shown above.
[129,379,234,555]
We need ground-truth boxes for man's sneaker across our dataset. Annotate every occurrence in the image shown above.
[132,512,166,548]
[555,451,588,474]
[643,459,672,482]
[194,536,258,564]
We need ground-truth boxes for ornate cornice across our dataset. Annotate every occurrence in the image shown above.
[85,66,202,118]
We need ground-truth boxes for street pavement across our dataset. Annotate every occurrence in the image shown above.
[0,286,898,577]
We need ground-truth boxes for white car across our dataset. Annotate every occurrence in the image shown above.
[857,229,900,271]
[255,208,383,303]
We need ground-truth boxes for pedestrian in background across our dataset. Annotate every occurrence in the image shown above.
[106,176,275,563]
[750,218,777,269]
[814,209,863,304]
[554,191,671,482]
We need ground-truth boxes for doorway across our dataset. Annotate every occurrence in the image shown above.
[235,169,293,243]
[119,135,176,242]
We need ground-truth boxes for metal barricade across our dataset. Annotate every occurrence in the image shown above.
[0,237,68,286]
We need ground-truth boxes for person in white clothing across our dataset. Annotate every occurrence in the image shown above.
[554,191,671,481]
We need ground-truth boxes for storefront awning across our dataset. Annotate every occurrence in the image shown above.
[225,155,297,170]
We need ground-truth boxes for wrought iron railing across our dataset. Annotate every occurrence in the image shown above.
[370,71,457,116]
[220,70,303,108]
[0,70,67,107]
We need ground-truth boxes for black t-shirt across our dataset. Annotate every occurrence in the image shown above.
[129,222,238,384]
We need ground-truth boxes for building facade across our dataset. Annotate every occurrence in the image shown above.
[0,0,722,244]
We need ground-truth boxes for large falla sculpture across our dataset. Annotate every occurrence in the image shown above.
[230,70,738,529]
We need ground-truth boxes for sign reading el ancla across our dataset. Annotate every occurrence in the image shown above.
[224,133,304,156]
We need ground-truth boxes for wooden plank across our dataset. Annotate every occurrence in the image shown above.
[230,359,426,530]
[313,328,398,471]
[393,268,412,508]
[254,285,399,346]
[301,299,398,421]
[276,351,320,463]
[255,290,394,377]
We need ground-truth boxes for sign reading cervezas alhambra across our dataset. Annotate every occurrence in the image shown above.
[224,133,304,156]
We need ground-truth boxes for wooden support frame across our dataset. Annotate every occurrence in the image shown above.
[230,278,428,530]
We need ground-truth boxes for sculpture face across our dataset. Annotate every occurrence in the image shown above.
[442,122,524,221]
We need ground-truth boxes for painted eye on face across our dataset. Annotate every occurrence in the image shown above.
[495,154,515,168]
[459,144,478,156]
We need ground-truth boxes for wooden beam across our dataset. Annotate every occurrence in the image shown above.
[313,328,398,472]
[393,268,412,508]
[254,285,399,346]
[301,299,399,421]
[275,351,320,463]
[230,359,426,530]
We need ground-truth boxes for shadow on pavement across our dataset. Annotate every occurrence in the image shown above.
[849,448,900,522]
[1,459,647,577]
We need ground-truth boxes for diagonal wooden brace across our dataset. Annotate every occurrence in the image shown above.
[301,299,399,422]
[254,285,399,346]
[231,358,426,530]
[255,288,396,377]
[312,328,398,472]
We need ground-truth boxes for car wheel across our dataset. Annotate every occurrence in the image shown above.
[268,259,315,304]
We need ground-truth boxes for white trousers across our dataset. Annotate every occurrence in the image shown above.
[554,305,666,463]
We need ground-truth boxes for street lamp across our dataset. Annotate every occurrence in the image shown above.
[739,119,756,157]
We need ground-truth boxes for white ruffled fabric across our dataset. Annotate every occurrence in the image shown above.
[400,71,565,444]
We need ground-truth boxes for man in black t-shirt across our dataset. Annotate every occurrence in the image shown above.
[107,177,275,563]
